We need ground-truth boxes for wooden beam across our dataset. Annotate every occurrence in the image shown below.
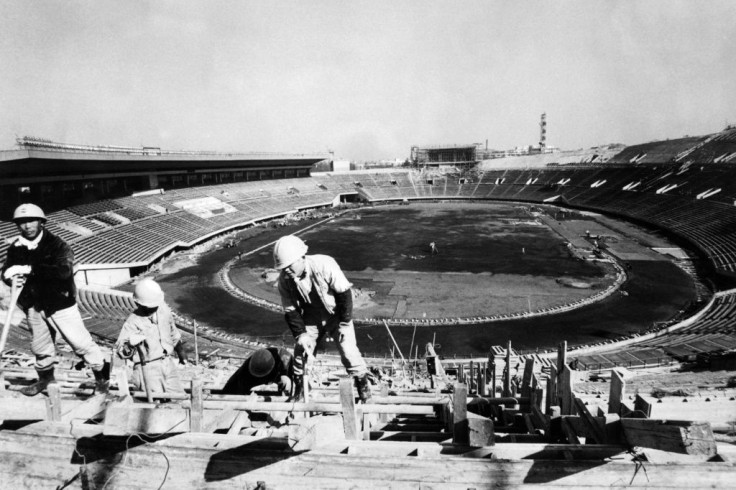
[467,412,494,447]
[504,341,512,397]
[559,364,573,416]
[573,397,606,444]
[608,369,625,415]
[45,384,62,422]
[452,383,469,445]
[201,409,237,433]
[226,410,250,435]
[190,378,203,432]
[340,378,359,440]
[621,418,716,456]
[103,404,190,435]
[521,358,536,398]
[61,393,108,423]
[546,364,557,415]
[556,341,567,375]
[633,394,652,418]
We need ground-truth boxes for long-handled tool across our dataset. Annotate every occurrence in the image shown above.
[0,280,23,356]
[135,344,154,403]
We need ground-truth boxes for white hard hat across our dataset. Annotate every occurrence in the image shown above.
[133,278,164,308]
[273,235,308,269]
[13,203,46,222]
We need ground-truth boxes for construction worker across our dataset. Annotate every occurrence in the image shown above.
[221,347,294,396]
[1,203,109,396]
[115,278,187,394]
[273,235,372,402]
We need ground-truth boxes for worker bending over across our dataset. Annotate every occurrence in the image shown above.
[1,204,108,396]
[221,347,294,396]
[274,235,372,402]
[115,278,187,394]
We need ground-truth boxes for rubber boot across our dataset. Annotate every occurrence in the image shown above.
[20,368,56,396]
[355,374,373,403]
[288,376,304,402]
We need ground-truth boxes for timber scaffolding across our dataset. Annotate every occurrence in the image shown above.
[0,342,734,488]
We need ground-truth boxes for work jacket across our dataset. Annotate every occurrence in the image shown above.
[1,230,77,315]
[115,303,181,364]
[278,255,353,336]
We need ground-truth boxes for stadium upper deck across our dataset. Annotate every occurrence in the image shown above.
[0,136,329,219]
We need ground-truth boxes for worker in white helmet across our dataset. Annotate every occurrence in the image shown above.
[273,234,372,403]
[115,278,187,395]
[1,204,109,396]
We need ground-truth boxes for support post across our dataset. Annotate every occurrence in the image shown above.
[340,378,359,440]
[546,364,557,415]
[504,341,512,398]
[45,383,62,422]
[560,364,573,416]
[608,369,625,415]
[521,358,536,399]
[453,382,469,445]
[191,378,203,432]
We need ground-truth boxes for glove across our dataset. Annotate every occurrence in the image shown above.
[296,334,316,355]
[3,265,31,280]
[127,333,146,347]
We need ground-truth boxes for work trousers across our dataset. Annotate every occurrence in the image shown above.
[132,357,185,394]
[293,315,367,377]
[28,304,104,372]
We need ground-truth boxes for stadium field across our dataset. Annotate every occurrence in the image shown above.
[158,202,696,356]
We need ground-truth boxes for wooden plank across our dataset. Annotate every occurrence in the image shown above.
[556,340,567,375]
[634,394,652,418]
[103,404,190,435]
[288,415,345,451]
[201,409,237,433]
[226,411,250,435]
[61,393,108,423]
[45,384,62,422]
[2,428,732,488]
[573,397,606,444]
[340,377,359,440]
[452,382,469,445]
[378,384,391,423]
[621,418,717,456]
[467,412,494,447]
[521,358,536,398]
[608,369,625,415]
[545,364,557,414]
[190,377,203,432]
[478,362,487,396]
[559,364,573,416]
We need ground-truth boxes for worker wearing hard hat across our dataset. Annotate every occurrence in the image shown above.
[1,203,109,396]
[273,234,372,403]
[115,278,187,394]
[221,347,294,396]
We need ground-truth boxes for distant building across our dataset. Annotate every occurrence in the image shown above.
[410,144,479,168]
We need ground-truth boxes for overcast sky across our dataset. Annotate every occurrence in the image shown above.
[1,1,735,160]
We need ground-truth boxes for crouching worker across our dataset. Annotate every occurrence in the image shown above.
[221,347,294,396]
[115,278,187,395]
[1,204,109,396]
[273,235,372,403]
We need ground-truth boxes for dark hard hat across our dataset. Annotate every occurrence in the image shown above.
[248,349,276,378]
